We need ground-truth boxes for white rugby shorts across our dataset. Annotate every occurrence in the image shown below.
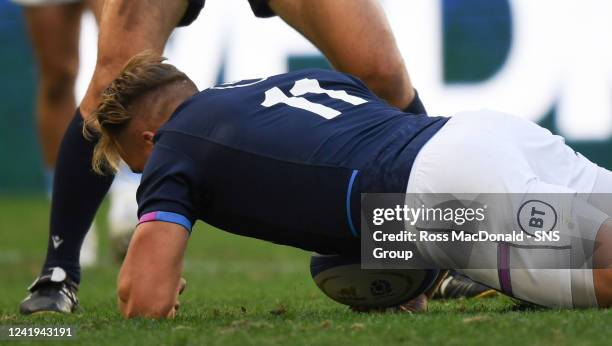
[407,110,612,308]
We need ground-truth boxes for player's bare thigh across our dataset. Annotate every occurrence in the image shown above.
[23,2,83,100]
[22,2,86,166]
[22,0,101,79]
[268,0,414,109]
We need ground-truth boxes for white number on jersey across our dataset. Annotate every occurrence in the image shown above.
[261,78,367,119]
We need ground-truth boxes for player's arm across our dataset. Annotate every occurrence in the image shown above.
[117,221,189,319]
[117,141,199,319]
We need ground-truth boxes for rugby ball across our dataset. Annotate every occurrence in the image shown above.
[310,254,439,308]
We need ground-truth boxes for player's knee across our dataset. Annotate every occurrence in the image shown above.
[39,62,78,104]
[354,58,411,108]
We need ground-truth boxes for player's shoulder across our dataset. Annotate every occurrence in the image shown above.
[138,137,201,201]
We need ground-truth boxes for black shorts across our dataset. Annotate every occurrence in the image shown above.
[178,0,274,27]
[247,0,275,18]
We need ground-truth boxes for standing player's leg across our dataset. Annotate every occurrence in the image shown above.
[267,0,425,114]
[22,1,83,193]
[78,0,191,115]
[20,0,193,314]
[22,0,105,270]
[18,0,101,314]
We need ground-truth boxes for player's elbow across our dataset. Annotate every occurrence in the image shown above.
[117,274,175,319]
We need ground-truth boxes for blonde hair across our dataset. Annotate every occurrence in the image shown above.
[85,51,190,175]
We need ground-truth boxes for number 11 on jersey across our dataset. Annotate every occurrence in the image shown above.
[261,78,368,119]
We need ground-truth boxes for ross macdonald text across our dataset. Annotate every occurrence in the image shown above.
[373,230,560,243]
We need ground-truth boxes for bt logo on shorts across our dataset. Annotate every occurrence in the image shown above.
[517,200,560,241]
[529,207,545,229]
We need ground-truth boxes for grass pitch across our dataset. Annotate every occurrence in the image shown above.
[1,197,612,345]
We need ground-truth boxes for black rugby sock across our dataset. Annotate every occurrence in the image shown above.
[41,109,114,283]
[403,89,428,115]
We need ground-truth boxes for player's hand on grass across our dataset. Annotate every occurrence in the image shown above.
[117,222,189,319]
[170,278,187,317]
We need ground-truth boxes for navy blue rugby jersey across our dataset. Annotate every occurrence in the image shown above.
[136,69,448,256]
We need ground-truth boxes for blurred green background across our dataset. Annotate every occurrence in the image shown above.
[0,2,41,193]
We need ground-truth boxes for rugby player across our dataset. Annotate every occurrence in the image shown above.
[90,54,612,318]
[21,0,491,314]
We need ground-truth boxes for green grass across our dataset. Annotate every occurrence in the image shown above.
[2,196,612,345]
